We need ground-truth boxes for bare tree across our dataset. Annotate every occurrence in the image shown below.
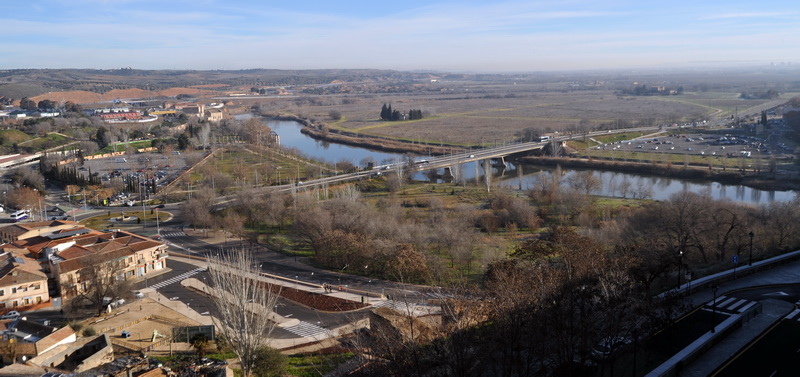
[70,252,134,316]
[207,249,281,377]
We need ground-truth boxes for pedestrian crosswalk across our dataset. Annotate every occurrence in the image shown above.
[148,267,206,290]
[161,231,186,238]
[283,321,328,339]
[785,308,800,321]
[705,296,757,314]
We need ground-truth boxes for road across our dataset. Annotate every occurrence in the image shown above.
[712,312,800,377]
[136,259,363,339]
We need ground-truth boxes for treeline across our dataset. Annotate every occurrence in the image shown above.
[380,104,423,121]
[619,84,684,96]
[740,89,780,100]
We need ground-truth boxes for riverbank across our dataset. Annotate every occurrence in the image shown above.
[264,113,800,192]
[267,113,467,156]
[519,156,800,191]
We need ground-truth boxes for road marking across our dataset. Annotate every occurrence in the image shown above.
[727,299,748,310]
[149,267,206,290]
[718,297,737,308]
[763,291,789,296]
[769,370,777,377]
[284,321,328,339]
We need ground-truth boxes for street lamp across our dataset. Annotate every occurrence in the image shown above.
[711,285,719,333]
[748,231,754,266]
[155,208,160,236]
[677,250,684,289]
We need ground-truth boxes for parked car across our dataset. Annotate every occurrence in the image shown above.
[0,311,20,319]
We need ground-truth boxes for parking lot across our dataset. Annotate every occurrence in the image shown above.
[593,128,793,161]
[73,151,191,205]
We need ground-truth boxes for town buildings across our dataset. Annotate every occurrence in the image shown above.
[0,221,167,303]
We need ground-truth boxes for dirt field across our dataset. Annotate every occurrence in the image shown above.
[80,297,201,354]
[252,88,790,145]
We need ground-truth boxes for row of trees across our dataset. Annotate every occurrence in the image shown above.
[380,104,423,121]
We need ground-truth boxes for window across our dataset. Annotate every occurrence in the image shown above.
[0,290,4,296]
[36,296,42,303]
[11,288,16,294]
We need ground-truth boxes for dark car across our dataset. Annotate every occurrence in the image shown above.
[154,204,165,209]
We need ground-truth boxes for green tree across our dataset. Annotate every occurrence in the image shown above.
[252,346,287,377]
[37,99,56,111]
[19,97,37,111]
[380,103,389,120]
[95,127,109,149]
[190,334,210,359]
[177,133,190,150]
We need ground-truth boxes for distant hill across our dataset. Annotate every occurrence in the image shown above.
[0,68,428,104]
[0,83,50,101]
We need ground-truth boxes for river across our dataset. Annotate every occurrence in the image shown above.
[263,119,797,205]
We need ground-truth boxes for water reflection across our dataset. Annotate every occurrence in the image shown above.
[266,119,797,205]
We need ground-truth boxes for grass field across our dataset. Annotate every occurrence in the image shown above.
[0,128,33,146]
[254,83,797,146]
[99,140,153,154]
[17,132,70,151]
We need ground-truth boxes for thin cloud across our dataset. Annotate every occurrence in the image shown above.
[702,12,791,20]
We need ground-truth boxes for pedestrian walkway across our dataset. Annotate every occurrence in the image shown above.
[148,267,206,290]
[668,250,800,377]
[161,231,186,238]
[784,308,800,321]
[283,321,329,339]
[703,296,758,315]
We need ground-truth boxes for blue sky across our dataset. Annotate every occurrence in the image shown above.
[2,0,798,72]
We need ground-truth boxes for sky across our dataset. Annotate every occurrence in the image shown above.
[1,0,798,72]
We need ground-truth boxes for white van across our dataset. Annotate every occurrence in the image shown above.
[115,158,127,163]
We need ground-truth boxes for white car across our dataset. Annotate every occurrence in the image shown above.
[134,291,145,299]
[0,311,20,319]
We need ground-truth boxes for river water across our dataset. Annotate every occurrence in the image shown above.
[264,119,797,205]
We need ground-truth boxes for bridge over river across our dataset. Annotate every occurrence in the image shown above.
[212,126,661,207]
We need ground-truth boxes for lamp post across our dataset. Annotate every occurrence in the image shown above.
[711,285,719,333]
[155,208,160,236]
[677,250,684,289]
[748,231,754,266]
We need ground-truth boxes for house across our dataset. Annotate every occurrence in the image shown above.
[0,222,168,301]
[0,253,49,310]
[0,220,87,244]
[46,230,168,300]
[0,319,76,364]
[205,109,223,123]
[174,102,205,116]
[27,333,113,373]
